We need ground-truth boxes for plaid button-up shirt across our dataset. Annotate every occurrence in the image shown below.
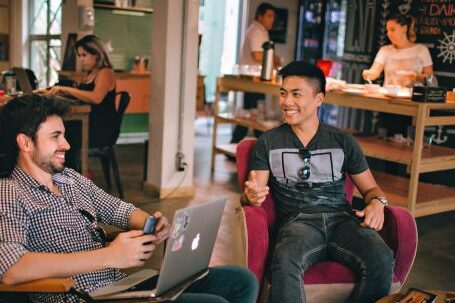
[0,166,138,302]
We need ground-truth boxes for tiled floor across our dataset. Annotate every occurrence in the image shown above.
[90,118,455,292]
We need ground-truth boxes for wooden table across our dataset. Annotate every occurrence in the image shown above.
[377,290,455,303]
[211,76,455,217]
[0,96,91,176]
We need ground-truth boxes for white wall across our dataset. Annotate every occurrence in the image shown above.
[9,0,27,67]
[247,0,298,64]
[145,0,198,198]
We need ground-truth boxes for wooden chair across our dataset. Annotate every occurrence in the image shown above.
[88,91,130,199]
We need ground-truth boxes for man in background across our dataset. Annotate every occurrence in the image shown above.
[231,2,279,144]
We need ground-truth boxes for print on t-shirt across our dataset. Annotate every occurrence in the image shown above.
[270,148,344,187]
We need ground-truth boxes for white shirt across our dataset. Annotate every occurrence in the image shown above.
[239,21,270,66]
[374,44,433,86]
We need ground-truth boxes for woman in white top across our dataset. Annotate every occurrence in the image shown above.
[363,14,433,87]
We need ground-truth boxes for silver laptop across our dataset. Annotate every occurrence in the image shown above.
[90,197,227,300]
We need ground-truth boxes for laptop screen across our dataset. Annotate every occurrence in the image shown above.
[155,198,226,296]
[12,68,33,95]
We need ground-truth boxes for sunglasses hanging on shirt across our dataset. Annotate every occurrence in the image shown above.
[79,209,107,244]
[298,148,311,180]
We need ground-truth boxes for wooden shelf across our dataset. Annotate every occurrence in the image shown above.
[354,171,455,217]
[94,4,153,13]
[355,136,455,172]
[215,144,237,157]
[214,116,455,173]
[216,113,280,132]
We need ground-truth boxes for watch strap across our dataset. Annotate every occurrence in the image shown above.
[370,195,389,206]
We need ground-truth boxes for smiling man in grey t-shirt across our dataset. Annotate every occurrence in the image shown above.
[242,61,394,303]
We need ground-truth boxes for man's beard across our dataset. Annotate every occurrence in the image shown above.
[33,151,66,174]
[42,161,65,174]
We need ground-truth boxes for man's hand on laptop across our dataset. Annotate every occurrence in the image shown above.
[104,230,156,268]
[151,212,170,244]
[244,171,269,207]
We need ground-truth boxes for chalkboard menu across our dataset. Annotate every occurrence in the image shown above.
[396,0,455,89]
[340,0,454,89]
[341,0,383,84]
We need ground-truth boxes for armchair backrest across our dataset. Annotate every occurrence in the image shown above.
[236,139,277,227]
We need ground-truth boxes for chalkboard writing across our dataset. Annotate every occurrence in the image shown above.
[340,0,454,88]
[402,0,454,88]
[342,0,381,83]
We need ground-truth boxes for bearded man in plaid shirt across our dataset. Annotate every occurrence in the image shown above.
[0,95,257,303]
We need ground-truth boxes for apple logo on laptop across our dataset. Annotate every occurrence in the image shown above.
[191,233,200,250]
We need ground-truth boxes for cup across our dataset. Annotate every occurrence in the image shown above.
[384,85,400,96]
[239,65,249,76]
[377,127,388,140]
[5,76,16,96]
[232,64,240,75]
[425,75,438,87]
[365,84,380,94]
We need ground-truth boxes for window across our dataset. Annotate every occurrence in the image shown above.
[29,0,62,87]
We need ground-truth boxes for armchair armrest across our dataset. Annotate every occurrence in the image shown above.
[380,206,418,283]
[243,205,270,283]
[0,278,75,293]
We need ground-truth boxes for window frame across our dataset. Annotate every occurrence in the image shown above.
[28,0,62,86]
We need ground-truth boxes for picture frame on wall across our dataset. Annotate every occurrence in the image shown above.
[269,7,288,44]
[0,34,8,61]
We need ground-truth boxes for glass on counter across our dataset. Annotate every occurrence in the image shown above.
[5,76,17,96]
[231,64,262,77]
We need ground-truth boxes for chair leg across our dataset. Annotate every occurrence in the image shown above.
[99,154,112,190]
[105,146,124,199]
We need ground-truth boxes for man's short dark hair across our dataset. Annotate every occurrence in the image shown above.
[255,2,275,20]
[278,61,326,96]
[0,94,70,166]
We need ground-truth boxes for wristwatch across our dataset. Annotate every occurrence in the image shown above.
[370,195,389,206]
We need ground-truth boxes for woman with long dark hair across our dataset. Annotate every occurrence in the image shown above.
[41,35,117,169]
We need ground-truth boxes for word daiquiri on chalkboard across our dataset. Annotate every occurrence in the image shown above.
[340,0,454,89]
[410,0,455,88]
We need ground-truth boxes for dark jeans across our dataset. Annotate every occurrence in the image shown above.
[270,212,394,303]
[175,265,258,303]
[230,93,264,143]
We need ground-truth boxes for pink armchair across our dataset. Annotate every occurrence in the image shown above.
[236,138,418,303]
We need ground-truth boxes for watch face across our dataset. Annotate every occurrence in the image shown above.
[376,196,388,205]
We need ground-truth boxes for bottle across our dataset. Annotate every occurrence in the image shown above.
[260,41,275,81]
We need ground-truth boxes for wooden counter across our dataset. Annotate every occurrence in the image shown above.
[212,76,455,217]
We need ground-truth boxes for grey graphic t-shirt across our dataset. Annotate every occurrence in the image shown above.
[250,123,369,222]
